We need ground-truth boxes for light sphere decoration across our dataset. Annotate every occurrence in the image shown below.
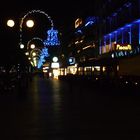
[52,56,58,62]
[32,52,37,56]
[20,44,25,49]
[7,19,15,27]
[30,44,35,49]
[26,20,34,28]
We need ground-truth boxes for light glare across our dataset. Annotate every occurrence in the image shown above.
[26,20,34,28]
[7,19,15,27]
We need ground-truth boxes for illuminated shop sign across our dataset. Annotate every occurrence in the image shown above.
[75,18,83,28]
[115,44,132,51]
[113,46,140,58]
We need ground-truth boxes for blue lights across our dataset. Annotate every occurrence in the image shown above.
[44,28,60,46]
[68,57,75,65]
[139,23,140,45]
[103,18,140,41]
[85,21,94,27]
[75,29,83,34]
[101,18,140,56]
[37,47,50,69]
[85,17,96,27]
[124,2,132,8]
[41,47,50,57]
[135,19,140,23]
[112,12,117,17]
[125,24,132,27]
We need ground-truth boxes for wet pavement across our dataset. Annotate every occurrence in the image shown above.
[0,75,140,139]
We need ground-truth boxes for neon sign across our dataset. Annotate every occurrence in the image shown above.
[75,18,83,28]
[115,44,132,51]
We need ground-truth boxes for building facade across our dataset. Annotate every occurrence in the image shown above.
[59,0,140,77]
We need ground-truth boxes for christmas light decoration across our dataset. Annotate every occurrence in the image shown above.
[43,27,60,46]
[19,10,54,48]
[19,9,60,69]
[27,37,44,50]
[37,47,50,68]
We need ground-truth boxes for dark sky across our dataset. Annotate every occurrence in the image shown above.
[0,0,99,30]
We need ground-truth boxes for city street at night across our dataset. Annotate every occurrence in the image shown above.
[0,0,140,139]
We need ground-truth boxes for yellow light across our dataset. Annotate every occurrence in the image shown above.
[26,20,34,28]
[7,19,15,27]
[53,69,60,79]
[25,52,29,56]
[32,52,36,56]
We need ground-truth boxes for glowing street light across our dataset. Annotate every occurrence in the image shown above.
[30,44,35,49]
[20,44,25,49]
[7,19,15,27]
[52,56,58,62]
[32,52,36,56]
[26,20,34,28]
[25,52,29,56]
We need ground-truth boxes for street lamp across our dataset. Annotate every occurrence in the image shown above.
[26,20,34,28]
[7,19,15,27]
[20,44,24,49]
[30,44,35,49]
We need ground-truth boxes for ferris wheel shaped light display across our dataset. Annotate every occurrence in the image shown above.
[20,10,60,69]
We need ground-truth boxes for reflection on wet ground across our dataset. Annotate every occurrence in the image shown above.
[0,75,140,139]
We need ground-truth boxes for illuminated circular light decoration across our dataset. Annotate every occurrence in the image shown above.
[7,19,15,27]
[27,37,43,51]
[19,10,60,69]
[69,58,73,63]
[69,57,75,64]
[52,57,58,62]
[32,52,36,56]
[19,10,54,46]
[30,44,35,49]
[26,20,34,28]
[20,44,24,49]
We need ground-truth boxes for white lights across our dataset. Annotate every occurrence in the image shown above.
[26,20,34,28]
[52,56,58,62]
[30,44,35,49]
[20,44,24,49]
[51,63,59,68]
[111,53,115,58]
[25,52,29,56]
[7,19,15,27]
[69,57,75,65]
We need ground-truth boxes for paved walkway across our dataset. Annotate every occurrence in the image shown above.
[0,75,140,139]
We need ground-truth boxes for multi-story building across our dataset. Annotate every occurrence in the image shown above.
[98,0,140,76]
[59,0,140,77]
